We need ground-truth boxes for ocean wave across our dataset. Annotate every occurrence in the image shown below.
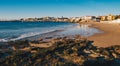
[0,39,8,42]
[0,29,64,42]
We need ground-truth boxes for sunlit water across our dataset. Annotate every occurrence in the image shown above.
[0,21,102,42]
[60,24,101,37]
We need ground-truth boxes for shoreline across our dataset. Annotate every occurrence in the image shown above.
[1,21,120,48]
[0,22,99,43]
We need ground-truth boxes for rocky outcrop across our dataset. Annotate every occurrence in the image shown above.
[0,36,120,66]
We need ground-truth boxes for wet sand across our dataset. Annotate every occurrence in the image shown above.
[85,22,120,47]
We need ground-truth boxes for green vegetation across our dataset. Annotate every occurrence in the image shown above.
[0,36,120,66]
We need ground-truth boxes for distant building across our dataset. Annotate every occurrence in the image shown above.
[101,16,107,21]
[100,14,115,21]
[74,17,81,22]
[81,16,91,20]
[81,16,95,20]
[37,18,44,21]
[69,17,75,22]
[63,18,69,22]
[69,17,81,22]
[56,18,64,22]
[55,17,69,22]
[95,16,101,22]
[114,15,120,19]
[107,14,115,21]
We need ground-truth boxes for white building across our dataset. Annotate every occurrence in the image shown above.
[81,16,93,20]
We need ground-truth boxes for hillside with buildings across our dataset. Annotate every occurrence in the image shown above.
[0,14,120,23]
[19,14,120,23]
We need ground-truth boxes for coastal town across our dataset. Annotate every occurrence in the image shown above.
[20,14,120,22]
[19,14,120,23]
[1,14,120,23]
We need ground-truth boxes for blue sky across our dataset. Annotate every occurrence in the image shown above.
[0,0,120,19]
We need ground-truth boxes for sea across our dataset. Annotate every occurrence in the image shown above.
[0,21,101,42]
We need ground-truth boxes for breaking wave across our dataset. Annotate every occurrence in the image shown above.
[0,29,64,42]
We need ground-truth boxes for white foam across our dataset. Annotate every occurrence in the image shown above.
[0,29,63,42]
[0,39,8,42]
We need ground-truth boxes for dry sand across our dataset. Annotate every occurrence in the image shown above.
[85,22,120,47]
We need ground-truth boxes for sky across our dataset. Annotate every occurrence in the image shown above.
[0,0,120,19]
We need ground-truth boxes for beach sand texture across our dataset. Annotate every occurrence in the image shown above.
[87,22,120,47]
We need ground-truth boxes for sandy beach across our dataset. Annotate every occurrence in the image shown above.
[85,22,120,47]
